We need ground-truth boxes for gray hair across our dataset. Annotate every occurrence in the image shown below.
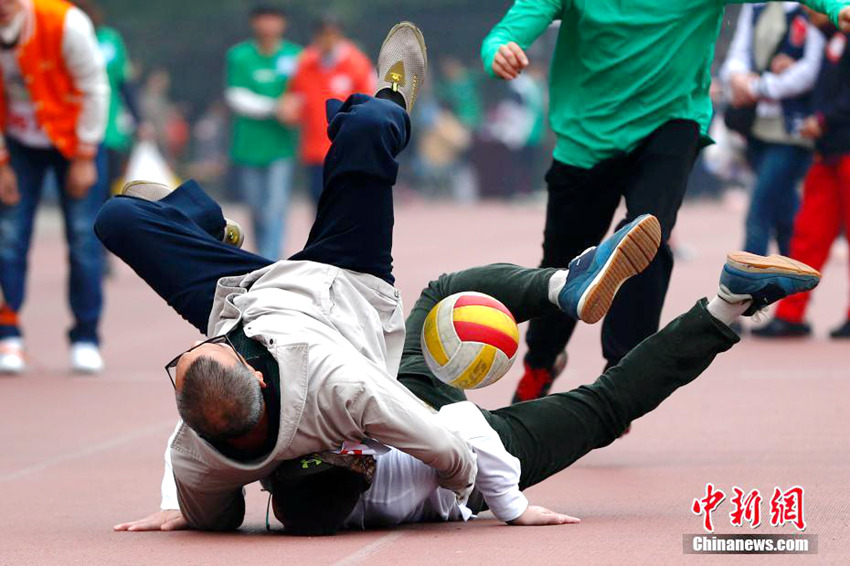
[176,356,264,440]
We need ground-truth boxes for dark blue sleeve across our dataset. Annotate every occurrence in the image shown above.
[822,35,850,128]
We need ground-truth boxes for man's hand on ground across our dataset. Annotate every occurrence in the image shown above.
[113,509,188,532]
[492,42,529,80]
[66,158,98,200]
[509,505,581,527]
[0,163,19,206]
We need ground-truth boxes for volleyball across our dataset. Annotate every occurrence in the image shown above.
[421,292,519,390]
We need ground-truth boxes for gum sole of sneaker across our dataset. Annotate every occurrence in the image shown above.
[726,252,821,279]
[579,215,662,324]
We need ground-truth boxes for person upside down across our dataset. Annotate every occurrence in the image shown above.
[100,22,821,535]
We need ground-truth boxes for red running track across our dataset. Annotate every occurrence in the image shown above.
[0,197,847,564]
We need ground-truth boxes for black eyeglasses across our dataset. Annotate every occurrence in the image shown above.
[164,334,239,389]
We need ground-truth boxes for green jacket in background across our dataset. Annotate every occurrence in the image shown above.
[227,40,302,167]
[97,26,133,152]
[481,0,850,169]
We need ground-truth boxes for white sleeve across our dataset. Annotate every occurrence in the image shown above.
[62,7,109,149]
[160,421,182,511]
[224,87,278,119]
[756,23,826,100]
[437,402,528,523]
[720,5,754,85]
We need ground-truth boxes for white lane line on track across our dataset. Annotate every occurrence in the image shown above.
[0,421,175,482]
[331,531,406,566]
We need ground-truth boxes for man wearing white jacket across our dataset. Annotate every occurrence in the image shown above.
[117,249,821,534]
[95,23,488,532]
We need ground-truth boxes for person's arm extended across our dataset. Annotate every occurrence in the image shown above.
[340,375,478,502]
[437,402,527,522]
[756,23,826,100]
[114,422,188,532]
[438,402,581,526]
[481,0,565,79]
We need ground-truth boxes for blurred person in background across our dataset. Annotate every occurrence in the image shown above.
[141,68,175,161]
[437,57,483,132]
[75,0,143,193]
[0,0,109,374]
[721,3,824,259]
[225,4,301,260]
[186,100,229,190]
[284,15,375,205]
[755,7,850,338]
[480,0,850,404]
[485,62,547,197]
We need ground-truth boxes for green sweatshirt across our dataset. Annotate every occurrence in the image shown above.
[482,0,850,169]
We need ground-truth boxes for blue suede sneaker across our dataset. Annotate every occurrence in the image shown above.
[558,214,662,324]
[719,252,821,316]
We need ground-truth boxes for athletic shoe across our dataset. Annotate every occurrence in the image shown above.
[751,318,812,338]
[557,214,662,324]
[719,252,821,317]
[512,351,567,404]
[0,337,25,374]
[830,319,850,339]
[376,22,427,112]
[119,180,244,249]
[71,342,104,374]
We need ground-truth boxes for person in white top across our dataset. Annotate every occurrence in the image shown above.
[720,4,825,259]
[0,0,109,375]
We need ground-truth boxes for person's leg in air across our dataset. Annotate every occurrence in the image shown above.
[290,21,426,285]
[483,252,820,492]
[399,214,662,409]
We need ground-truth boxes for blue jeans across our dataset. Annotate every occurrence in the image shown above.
[744,140,812,256]
[236,158,294,260]
[95,94,410,334]
[0,139,108,344]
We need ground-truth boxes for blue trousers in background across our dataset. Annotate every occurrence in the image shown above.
[96,94,410,334]
[236,158,294,260]
[0,138,108,344]
[744,139,812,256]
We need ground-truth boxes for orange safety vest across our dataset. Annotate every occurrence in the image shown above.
[0,0,86,159]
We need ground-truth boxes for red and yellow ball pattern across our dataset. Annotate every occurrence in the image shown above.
[421,292,519,390]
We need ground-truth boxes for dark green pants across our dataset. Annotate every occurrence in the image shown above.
[398,264,740,493]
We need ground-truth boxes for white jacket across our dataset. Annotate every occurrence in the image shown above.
[162,402,528,528]
[168,260,477,531]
